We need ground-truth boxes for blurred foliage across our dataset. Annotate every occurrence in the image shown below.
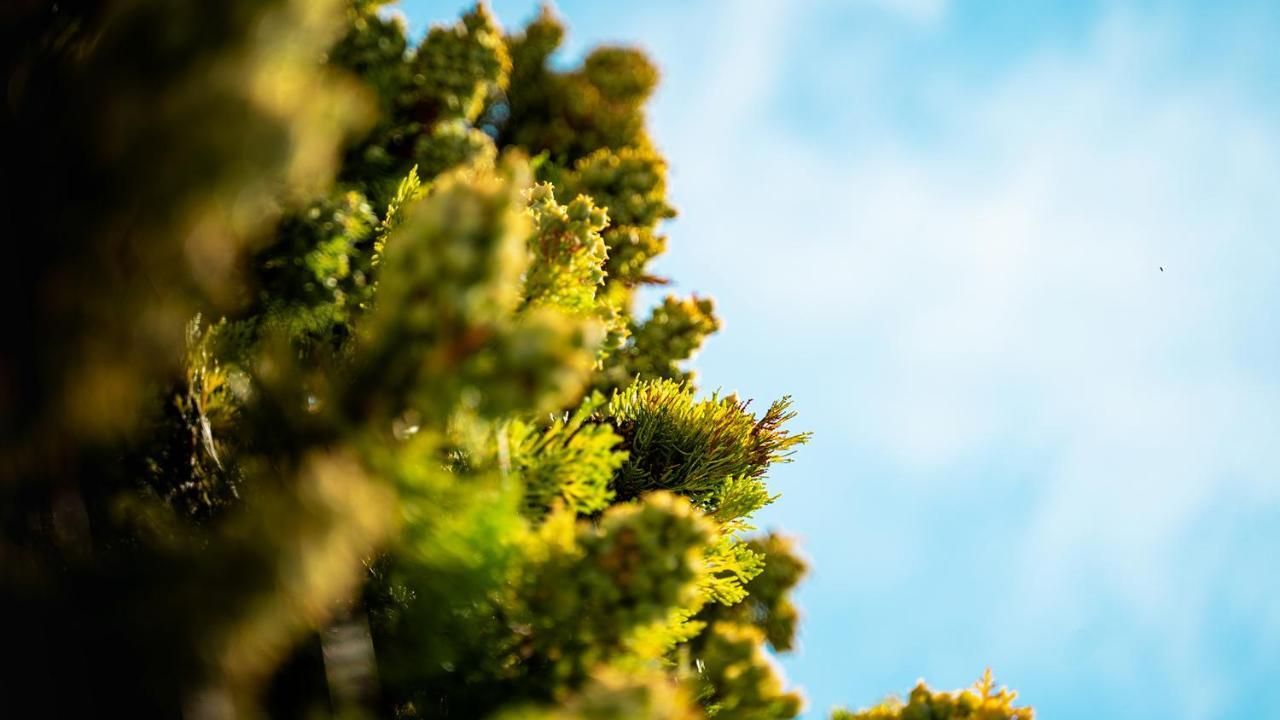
[832,672,1034,720]
[697,533,808,654]
[0,1,1030,718]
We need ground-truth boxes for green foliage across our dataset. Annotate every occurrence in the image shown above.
[605,379,808,509]
[415,3,510,124]
[493,668,701,720]
[832,672,1034,720]
[418,117,501,178]
[346,158,603,422]
[523,182,630,358]
[513,493,713,688]
[251,190,380,344]
[554,146,675,230]
[549,145,677,307]
[334,2,508,201]
[599,294,723,392]
[511,393,627,518]
[696,622,806,719]
[501,7,657,162]
[603,224,669,287]
[700,533,809,653]
[141,316,250,516]
[0,1,1030,718]
[700,534,767,607]
[524,184,610,313]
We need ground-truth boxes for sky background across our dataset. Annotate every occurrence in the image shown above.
[408,2,1280,717]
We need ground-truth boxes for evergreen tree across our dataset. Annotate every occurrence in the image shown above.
[0,2,1034,718]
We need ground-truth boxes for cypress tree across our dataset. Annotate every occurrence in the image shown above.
[0,2,1033,718]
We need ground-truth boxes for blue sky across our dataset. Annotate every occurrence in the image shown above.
[407,2,1280,717]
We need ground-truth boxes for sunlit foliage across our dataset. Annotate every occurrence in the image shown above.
[833,671,1034,720]
[0,1,1029,717]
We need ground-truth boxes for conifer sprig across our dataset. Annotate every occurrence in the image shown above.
[604,379,810,513]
